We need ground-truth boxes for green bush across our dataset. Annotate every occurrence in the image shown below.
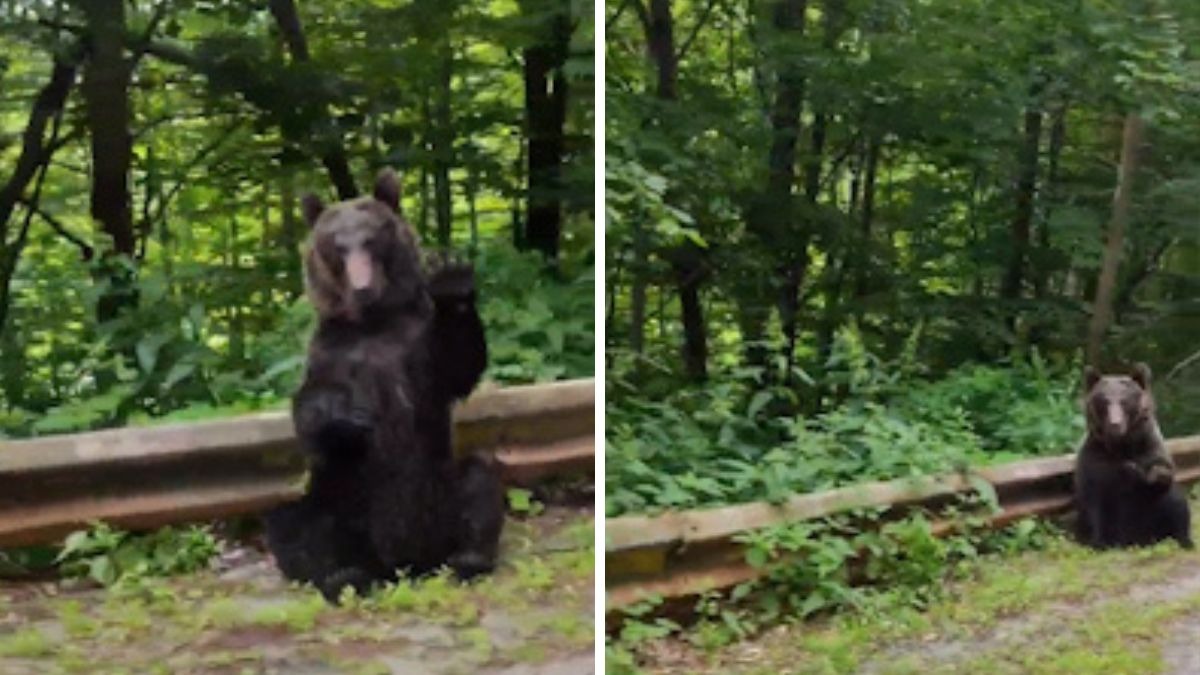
[607,351,1084,517]
[56,523,220,587]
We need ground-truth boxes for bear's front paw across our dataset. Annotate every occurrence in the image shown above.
[295,388,375,453]
[426,253,477,302]
[1145,461,1174,488]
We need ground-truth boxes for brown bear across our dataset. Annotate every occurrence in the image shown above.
[1073,363,1192,549]
[263,168,504,601]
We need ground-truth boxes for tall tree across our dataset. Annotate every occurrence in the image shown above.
[521,0,572,261]
[78,0,136,321]
[1087,114,1144,365]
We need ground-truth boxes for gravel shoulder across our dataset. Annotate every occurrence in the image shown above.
[634,517,1200,675]
[0,507,595,675]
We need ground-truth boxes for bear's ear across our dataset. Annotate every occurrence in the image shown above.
[1131,362,1152,390]
[373,168,401,213]
[1084,365,1101,392]
[301,194,325,228]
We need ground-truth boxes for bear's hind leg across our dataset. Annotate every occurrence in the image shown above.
[448,454,504,580]
[265,498,387,603]
[1159,488,1193,550]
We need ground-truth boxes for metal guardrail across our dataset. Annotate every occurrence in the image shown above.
[0,379,595,548]
[606,435,1200,616]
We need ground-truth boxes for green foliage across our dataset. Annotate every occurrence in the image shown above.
[477,246,595,385]
[505,487,545,517]
[607,512,1064,672]
[0,0,595,437]
[608,348,1083,517]
[604,0,1200,531]
[55,522,220,587]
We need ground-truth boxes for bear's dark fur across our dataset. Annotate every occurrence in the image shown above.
[1073,363,1192,550]
[263,169,504,601]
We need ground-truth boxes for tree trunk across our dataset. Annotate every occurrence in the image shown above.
[1001,84,1044,305]
[742,0,808,373]
[522,0,571,261]
[434,44,454,248]
[79,0,137,322]
[0,59,76,243]
[1086,114,1144,366]
[0,57,73,335]
[629,219,648,355]
[279,170,303,298]
[640,0,708,379]
[1035,102,1067,299]
[854,136,879,299]
[267,0,357,199]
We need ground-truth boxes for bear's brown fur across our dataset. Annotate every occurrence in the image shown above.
[1073,363,1191,549]
[264,169,503,601]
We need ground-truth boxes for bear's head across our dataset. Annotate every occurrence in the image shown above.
[1083,363,1155,446]
[300,169,425,322]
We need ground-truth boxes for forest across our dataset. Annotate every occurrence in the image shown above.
[0,0,595,438]
[605,0,1200,517]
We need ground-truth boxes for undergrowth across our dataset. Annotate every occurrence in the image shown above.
[53,523,220,587]
[0,241,593,438]
[607,330,1084,516]
[606,503,1064,675]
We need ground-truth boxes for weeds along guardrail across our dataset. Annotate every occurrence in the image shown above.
[606,434,1200,622]
[0,379,594,548]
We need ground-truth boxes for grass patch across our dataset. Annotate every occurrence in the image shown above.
[0,628,52,658]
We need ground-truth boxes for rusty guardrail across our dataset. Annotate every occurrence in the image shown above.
[0,379,594,548]
[606,434,1200,617]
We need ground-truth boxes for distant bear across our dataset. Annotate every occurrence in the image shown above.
[1073,363,1192,550]
[263,168,504,601]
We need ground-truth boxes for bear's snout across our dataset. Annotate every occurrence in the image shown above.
[1104,403,1128,437]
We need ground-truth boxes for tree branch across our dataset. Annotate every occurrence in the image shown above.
[268,0,311,61]
[0,57,78,244]
[17,197,94,261]
[266,0,357,198]
[141,34,358,199]
[630,0,652,34]
[606,0,634,32]
[676,0,722,62]
[1166,349,1200,382]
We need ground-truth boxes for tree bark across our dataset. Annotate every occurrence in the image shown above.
[0,59,74,336]
[1002,83,1044,304]
[630,220,648,355]
[433,44,454,247]
[522,0,571,261]
[854,136,879,299]
[267,0,357,199]
[79,0,137,322]
[638,0,708,379]
[1035,102,1067,299]
[1086,114,1144,366]
[740,0,807,374]
[0,60,76,240]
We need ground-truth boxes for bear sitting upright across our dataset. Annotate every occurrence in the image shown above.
[264,168,504,601]
[1073,363,1192,550]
